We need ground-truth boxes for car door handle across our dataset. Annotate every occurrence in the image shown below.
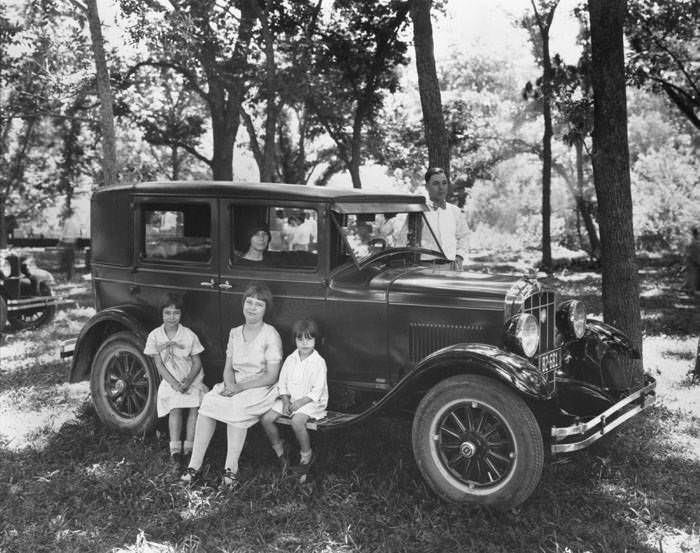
[219,280,232,290]
[200,279,216,288]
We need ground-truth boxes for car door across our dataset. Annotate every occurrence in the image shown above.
[218,200,327,359]
[131,197,222,387]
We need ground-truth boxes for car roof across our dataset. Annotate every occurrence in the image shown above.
[95,181,427,207]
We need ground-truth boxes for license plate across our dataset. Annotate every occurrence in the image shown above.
[538,348,562,372]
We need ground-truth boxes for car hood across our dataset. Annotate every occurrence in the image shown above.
[371,266,523,302]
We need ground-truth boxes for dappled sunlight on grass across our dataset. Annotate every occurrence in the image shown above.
[1,264,699,552]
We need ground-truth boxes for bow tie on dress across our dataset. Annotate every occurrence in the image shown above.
[157,340,185,363]
[431,200,447,210]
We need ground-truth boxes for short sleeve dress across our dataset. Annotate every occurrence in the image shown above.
[270,349,328,420]
[198,323,283,428]
[144,324,207,417]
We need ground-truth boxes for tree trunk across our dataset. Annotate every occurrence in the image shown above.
[0,195,6,249]
[409,0,449,178]
[541,26,553,272]
[85,0,117,187]
[588,0,643,357]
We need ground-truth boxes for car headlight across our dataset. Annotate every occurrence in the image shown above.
[557,300,587,340]
[504,313,540,358]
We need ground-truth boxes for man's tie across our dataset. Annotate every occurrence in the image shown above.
[431,200,446,210]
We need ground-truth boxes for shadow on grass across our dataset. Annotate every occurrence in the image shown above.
[1,403,698,553]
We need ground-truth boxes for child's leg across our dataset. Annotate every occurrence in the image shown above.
[187,414,216,470]
[224,424,247,475]
[261,409,284,455]
[184,407,198,453]
[168,408,183,456]
[290,413,312,463]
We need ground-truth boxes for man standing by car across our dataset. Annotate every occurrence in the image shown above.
[422,167,469,270]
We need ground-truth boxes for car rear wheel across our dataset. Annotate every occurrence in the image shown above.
[9,282,56,329]
[412,374,543,508]
[90,331,159,433]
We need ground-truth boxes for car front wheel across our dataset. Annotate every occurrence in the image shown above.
[412,374,544,508]
[90,331,159,433]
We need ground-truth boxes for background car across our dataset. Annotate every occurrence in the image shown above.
[0,250,62,332]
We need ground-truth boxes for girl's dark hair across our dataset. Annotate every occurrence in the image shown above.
[247,222,271,245]
[292,318,319,339]
[159,291,184,312]
[242,281,273,314]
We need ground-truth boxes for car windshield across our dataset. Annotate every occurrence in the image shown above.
[334,210,445,265]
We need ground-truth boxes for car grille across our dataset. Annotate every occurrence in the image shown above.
[522,291,558,387]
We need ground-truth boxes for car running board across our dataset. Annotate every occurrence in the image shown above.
[274,410,361,430]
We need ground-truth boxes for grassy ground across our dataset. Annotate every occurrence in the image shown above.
[0,262,698,553]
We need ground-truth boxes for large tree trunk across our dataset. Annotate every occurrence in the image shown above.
[409,0,449,178]
[588,0,643,357]
[85,0,117,187]
[540,25,553,272]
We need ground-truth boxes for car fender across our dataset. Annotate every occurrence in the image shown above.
[584,319,640,356]
[400,343,554,400]
[70,304,156,383]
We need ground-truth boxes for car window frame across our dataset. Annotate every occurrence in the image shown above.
[226,200,322,274]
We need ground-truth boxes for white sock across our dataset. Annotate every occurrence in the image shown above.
[300,449,312,464]
[169,440,182,455]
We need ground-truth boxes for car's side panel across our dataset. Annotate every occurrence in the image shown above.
[218,199,328,375]
[386,290,504,383]
[130,196,222,387]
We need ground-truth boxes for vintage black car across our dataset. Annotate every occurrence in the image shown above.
[66,181,656,508]
[0,250,61,332]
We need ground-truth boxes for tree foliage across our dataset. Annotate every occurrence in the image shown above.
[626,0,700,130]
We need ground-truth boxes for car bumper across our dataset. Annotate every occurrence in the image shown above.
[60,339,76,359]
[550,375,656,454]
[6,295,74,311]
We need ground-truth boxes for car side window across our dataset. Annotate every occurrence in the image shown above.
[142,204,211,262]
[231,205,318,269]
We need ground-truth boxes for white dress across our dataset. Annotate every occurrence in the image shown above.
[270,349,328,420]
[198,323,283,428]
[144,324,207,417]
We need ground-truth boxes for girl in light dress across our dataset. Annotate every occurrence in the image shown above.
[261,319,328,480]
[144,292,207,467]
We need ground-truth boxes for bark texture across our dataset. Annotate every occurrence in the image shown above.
[409,0,449,178]
[85,0,116,187]
[588,0,643,356]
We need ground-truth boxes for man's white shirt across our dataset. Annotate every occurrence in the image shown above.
[422,201,469,262]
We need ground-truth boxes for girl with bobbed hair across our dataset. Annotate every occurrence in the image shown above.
[181,281,283,489]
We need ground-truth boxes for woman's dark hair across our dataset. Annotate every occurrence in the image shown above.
[292,318,319,339]
[242,281,273,313]
[424,167,446,183]
[247,222,271,246]
[159,291,184,312]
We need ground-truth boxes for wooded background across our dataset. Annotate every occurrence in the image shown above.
[2,0,699,351]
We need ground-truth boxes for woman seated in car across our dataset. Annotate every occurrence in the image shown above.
[236,223,271,265]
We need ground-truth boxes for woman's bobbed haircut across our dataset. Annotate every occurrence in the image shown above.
[242,281,273,314]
